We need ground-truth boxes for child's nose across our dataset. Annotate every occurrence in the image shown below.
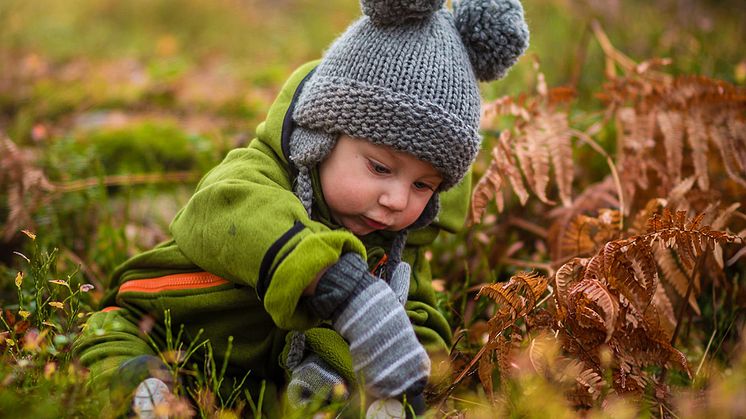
[379,183,409,211]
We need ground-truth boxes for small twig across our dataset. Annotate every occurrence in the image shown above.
[590,20,637,75]
[447,396,490,408]
[501,258,554,276]
[52,171,201,194]
[507,216,548,238]
[695,328,717,378]
[570,128,625,227]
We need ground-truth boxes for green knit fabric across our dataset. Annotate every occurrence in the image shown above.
[73,61,469,416]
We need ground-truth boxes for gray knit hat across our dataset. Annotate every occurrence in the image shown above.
[289,0,529,270]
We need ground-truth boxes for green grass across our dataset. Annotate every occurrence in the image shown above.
[1,0,745,416]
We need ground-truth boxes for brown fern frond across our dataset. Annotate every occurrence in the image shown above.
[548,178,620,260]
[652,282,676,339]
[710,202,741,231]
[559,209,621,259]
[495,334,517,384]
[470,153,504,224]
[654,246,700,315]
[0,135,55,241]
[709,123,746,188]
[477,284,523,320]
[629,198,667,235]
[509,271,549,310]
[544,112,574,207]
[656,110,684,185]
[576,368,606,400]
[478,347,496,401]
[554,258,587,316]
[685,109,710,191]
[496,131,531,206]
[477,272,549,344]
[569,279,619,342]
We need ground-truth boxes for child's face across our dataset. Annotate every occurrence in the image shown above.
[319,135,442,236]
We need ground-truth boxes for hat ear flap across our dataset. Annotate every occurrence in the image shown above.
[454,0,530,81]
[361,0,445,26]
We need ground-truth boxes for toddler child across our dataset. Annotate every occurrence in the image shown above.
[73,0,528,416]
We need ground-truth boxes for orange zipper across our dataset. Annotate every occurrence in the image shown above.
[118,272,230,295]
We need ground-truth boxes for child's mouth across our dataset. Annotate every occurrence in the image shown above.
[361,216,387,230]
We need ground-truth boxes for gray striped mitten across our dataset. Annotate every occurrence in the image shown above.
[386,261,411,306]
[286,353,349,408]
[307,253,429,399]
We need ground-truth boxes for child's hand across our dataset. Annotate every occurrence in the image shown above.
[306,253,430,399]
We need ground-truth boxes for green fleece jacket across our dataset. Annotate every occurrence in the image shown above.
[73,61,470,412]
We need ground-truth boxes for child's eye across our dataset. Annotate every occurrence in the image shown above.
[413,181,434,191]
[369,160,390,174]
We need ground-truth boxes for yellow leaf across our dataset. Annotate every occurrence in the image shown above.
[15,272,23,288]
[18,310,30,320]
[44,362,56,379]
[21,230,36,240]
[42,321,58,329]
[49,302,64,309]
[48,279,67,286]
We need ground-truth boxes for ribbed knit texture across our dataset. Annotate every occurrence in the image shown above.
[292,10,481,191]
[286,354,348,408]
[333,280,430,398]
[306,253,429,398]
[288,0,529,273]
[386,261,411,305]
[306,252,373,320]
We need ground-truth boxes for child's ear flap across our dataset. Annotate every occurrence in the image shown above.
[453,0,530,81]
[360,0,445,26]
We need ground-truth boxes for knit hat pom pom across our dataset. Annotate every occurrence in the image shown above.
[361,0,445,26]
[454,0,529,81]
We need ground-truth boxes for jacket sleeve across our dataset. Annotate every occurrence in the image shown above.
[169,140,366,331]
[72,308,157,394]
[402,171,472,353]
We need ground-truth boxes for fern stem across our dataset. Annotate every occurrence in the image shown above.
[570,129,625,227]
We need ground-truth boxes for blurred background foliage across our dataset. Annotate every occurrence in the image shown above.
[0,0,744,416]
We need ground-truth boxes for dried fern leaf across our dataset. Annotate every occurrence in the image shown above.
[471,157,503,223]
[576,368,606,398]
[545,111,574,207]
[554,258,587,316]
[496,334,514,383]
[571,279,619,342]
[477,284,523,319]
[709,124,746,188]
[685,109,710,190]
[478,350,495,401]
[710,202,741,231]
[654,246,700,315]
[525,124,554,204]
[496,131,531,205]
[657,110,684,185]
[652,282,676,339]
